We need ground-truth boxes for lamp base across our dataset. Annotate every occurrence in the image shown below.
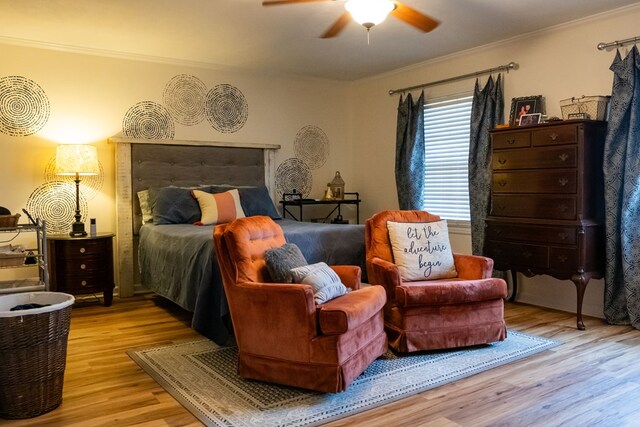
[70,221,87,238]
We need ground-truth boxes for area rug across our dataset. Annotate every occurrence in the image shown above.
[129,330,559,427]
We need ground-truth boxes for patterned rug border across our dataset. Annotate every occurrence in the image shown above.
[128,330,560,427]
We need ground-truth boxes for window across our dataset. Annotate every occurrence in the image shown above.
[422,94,473,223]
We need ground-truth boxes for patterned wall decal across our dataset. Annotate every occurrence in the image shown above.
[0,76,50,137]
[163,74,207,126]
[205,84,248,133]
[26,181,88,234]
[44,157,104,200]
[122,101,175,139]
[275,158,312,200]
[294,125,329,170]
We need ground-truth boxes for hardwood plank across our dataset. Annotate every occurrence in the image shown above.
[3,297,640,426]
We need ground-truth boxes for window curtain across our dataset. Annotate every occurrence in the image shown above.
[603,46,640,327]
[395,91,425,210]
[468,75,504,256]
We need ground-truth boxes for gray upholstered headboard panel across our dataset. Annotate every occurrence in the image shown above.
[131,143,266,233]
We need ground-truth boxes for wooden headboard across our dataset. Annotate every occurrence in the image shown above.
[109,137,280,297]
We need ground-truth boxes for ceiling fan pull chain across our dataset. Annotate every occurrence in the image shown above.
[367,28,370,45]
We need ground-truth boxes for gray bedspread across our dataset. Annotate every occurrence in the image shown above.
[138,219,366,344]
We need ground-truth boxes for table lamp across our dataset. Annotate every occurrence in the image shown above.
[55,144,99,237]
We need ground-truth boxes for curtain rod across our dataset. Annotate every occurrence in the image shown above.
[597,35,640,50]
[388,62,518,96]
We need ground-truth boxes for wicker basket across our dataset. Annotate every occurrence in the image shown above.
[0,292,75,419]
[560,96,610,121]
[0,214,20,229]
[0,252,26,267]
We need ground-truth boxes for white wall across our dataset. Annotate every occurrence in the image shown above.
[348,4,640,319]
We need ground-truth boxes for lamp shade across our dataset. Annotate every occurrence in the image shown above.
[345,0,395,27]
[55,144,99,176]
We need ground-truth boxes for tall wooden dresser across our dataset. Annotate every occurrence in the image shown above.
[485,120,607,330]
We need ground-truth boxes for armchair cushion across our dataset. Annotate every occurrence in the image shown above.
[395,278,508,307]
[318,285,386,335]
[264,243,308,283]
[386,220,457,281]
[290,262,348,304]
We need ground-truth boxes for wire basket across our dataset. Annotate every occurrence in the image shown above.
[560,96,610,121]
[0,292,75,419]
[0,214,20,229]
[0,252,26,267]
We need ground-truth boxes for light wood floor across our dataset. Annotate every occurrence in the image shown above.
[3,295,640,427]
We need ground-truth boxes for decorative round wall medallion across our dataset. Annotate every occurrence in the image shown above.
[26,181,88,235]
[122,101,175,139]
[44,156,104,200]
[275,158,312,200]
[0,75,50,137]
[163,74,207,126]
[294,125,329,170]
[205,84,248,133]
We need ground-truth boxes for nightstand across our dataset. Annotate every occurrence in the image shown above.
[47,233,115,306]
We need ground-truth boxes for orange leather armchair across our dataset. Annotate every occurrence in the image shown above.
[365,210,507,353]
[214,216,387,393]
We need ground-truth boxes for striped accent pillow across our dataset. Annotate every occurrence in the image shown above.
[192,189,246,226]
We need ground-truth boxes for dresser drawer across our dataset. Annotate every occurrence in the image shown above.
[532,125,577,147]
[492,146,577,170]
[486,241,549,269]
[486,222,577,245]
[549,247,579,272]
[492,131,531,149]
[492,170,577,194]
[55,239,110,258]
[56,256,110,276]
[491,195,577,220]
[58,274,109,293]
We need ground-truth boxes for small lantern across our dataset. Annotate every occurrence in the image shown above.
[330,171,345,200]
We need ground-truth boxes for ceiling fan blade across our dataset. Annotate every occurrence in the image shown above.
[391,2,440,33]
[320,12,351,38]
[262,0,332,6]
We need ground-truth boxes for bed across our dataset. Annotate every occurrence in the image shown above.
[112,138,367,344]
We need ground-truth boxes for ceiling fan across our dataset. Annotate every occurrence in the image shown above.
[262,0,440,39]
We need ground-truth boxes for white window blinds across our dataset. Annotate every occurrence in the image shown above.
[423,94,473,221]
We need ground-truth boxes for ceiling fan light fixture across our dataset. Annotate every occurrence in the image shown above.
[345,0,395,28]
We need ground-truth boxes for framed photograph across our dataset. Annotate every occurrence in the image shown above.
[518,113,542,126]
[509,95,543,126]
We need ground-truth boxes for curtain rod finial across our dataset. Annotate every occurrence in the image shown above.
[507,62,518,71]
[597,42,607,51]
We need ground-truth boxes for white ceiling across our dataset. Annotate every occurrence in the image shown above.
[1,0,639,81]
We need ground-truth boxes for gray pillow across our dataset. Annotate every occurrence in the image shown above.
[264,243,307,283]
[290,262,348,304]
[238,186,282,220]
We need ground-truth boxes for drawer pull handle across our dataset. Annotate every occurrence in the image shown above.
[80,264,86,270]
[507,139,516,145]
[494,229,502,235]
[558,204,569,212]
[498,180,508,187]
[558,178,569,187]
[523,251,532,259]
[549,132,559,141]
[497,205,506,211]
[498,158,507,165]
[558,232,568,240]
[80,247,86,254]
[557,255,568,263]
[558,153,569,162]
[81,280,87,287]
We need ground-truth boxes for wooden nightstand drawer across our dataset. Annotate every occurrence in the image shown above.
[47,233,115,306]
[486,241,549,270]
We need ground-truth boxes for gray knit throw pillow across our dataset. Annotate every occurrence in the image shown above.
[264,243,308,283]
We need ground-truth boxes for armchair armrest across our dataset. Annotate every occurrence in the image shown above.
[330,265,361,290]
[453,253,495,279]
[231,281,318,361]
[318,285,386,335]
[366,256,402,303]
